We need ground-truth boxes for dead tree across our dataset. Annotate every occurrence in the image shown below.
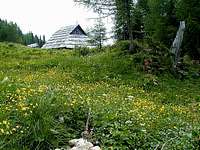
[171,21,186,71]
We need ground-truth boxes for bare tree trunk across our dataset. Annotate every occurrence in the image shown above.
[171,21,186,70]
[124,0,134,53]
[99,27,102,50]
[99,39,102,50]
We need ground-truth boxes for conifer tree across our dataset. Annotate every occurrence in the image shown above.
[74,0,136,52]
[0,19,23,43]
[42,35,46,45]
[176,0,200,59]
[89,17,107,49]
[144,0,178,47]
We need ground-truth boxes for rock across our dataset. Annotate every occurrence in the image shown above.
[76,141,93,148]
[69,138,84,147]
[58,138,100,150]
[70,143,93,150]
[70,147,79,150]
[69,138,93,150]
[89,146,101,150]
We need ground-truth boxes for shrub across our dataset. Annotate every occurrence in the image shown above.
[131,38,171,74]
[114,40,142,53]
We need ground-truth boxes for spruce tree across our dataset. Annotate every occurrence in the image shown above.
[144,0,178,47]
[176,0,200,59]
[89,17,107,49]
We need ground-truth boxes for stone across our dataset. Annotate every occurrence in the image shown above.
[69,138,93,150]
[89,146,101,150]
[58,138,100,150]
[76,141,93,148]
[69,138,84,147]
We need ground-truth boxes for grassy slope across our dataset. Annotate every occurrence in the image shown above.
[0,42,199,149]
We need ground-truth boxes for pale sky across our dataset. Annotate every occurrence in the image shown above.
[0,0,113,40]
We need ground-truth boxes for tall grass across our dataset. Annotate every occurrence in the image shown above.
[0,42,199,149]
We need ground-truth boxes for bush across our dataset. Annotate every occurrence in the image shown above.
[132,38,171,74]
[114,40,142,53]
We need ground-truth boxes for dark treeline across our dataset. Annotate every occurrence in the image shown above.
[23,33,46,48]
[0,19,45,47]
[74,0,200,60]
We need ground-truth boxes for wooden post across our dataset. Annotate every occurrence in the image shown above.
[171,21,186,70]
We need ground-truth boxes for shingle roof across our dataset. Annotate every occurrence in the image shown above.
[42,25,90,49]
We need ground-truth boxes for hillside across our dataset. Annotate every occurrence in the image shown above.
[0,42,199,149]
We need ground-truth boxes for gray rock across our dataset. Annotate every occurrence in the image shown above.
[57,138,101,150]
[69,138,93,150]
[69,138,84,147]
[89,146,101,150]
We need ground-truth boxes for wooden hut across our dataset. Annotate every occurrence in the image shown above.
[42,25,91,49]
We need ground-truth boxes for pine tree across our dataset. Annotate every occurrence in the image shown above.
[144,0,178,47]
[89,17,107,49]
[176,0,200,59]
[42,35,46,45]
[74,0,136,51]
[0,19,23,43]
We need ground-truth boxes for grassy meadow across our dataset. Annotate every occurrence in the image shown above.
[0,42,199,149]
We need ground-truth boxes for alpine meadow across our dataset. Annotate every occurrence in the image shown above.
[0,0,200,149]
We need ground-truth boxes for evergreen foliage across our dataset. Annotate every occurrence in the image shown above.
[74,0,200,59]
[0,1,199,149]
[88,18,107,49]
[144,0,178,47]
[176,0,200,59]
[0,19,23,43]
[0,19,46,47]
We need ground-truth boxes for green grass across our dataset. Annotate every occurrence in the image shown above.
[0,42,199,149]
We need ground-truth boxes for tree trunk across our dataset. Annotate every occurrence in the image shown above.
[99,38,102,50]
[171,21,186,70]
[124,0,134,53]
